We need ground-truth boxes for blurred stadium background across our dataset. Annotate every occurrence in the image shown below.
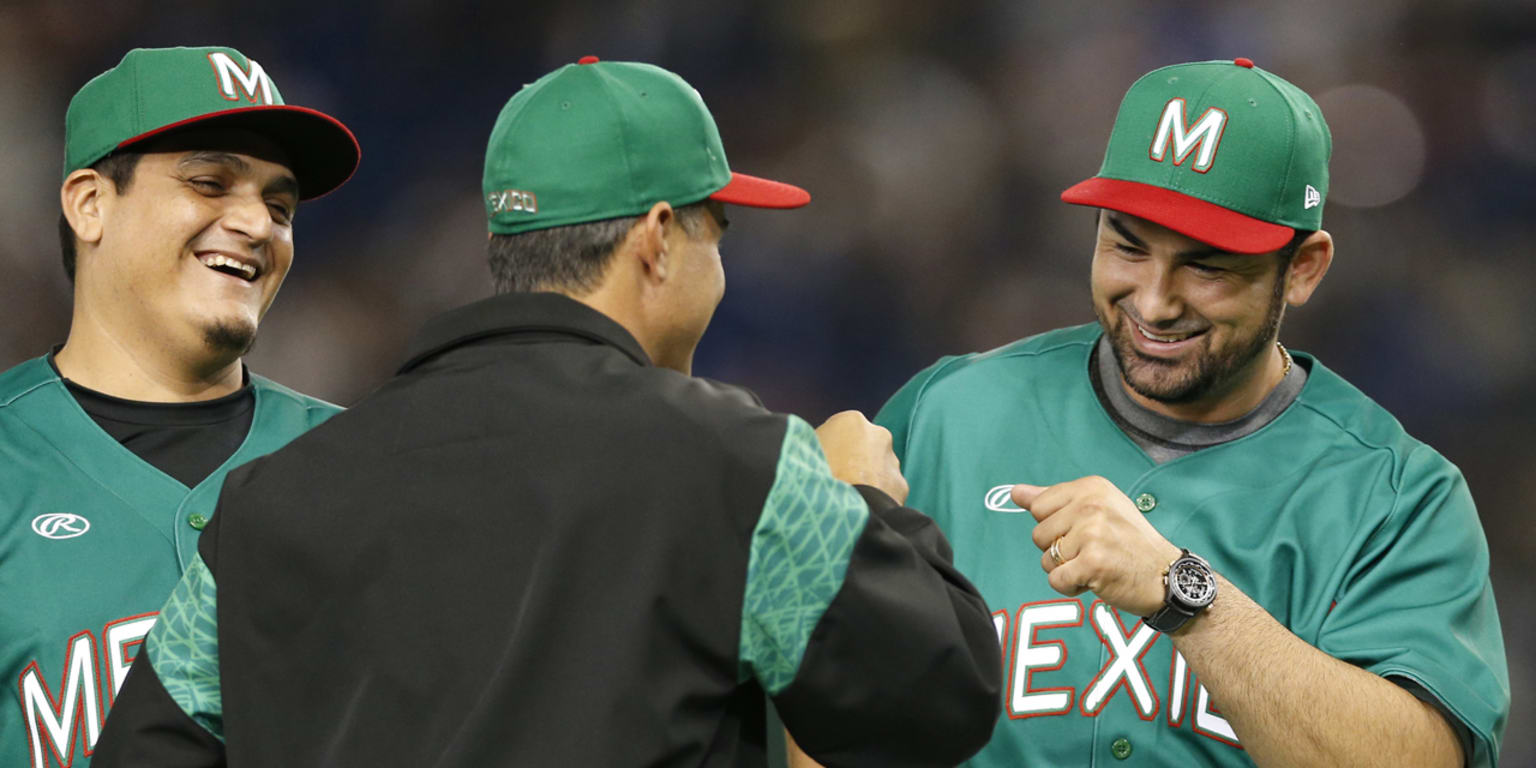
[1,0,1529,757]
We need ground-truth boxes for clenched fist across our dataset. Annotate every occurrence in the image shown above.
[1013,476,1182,617]
[814,411,908,504]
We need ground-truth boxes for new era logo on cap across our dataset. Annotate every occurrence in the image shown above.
[1304,184,1321,209]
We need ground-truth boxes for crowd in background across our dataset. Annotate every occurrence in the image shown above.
[1,0,1529,757]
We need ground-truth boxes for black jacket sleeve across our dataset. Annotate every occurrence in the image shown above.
[93,653,228,767]
[773,485,1002,767]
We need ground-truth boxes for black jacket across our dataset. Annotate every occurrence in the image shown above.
[96,293,1001,767]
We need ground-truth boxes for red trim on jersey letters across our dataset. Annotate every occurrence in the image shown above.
[1078,601,1160,721]
[1006,598,1083,719]
[1191,676,1244,749]
[102,612,158,706]
[17,630,103,768]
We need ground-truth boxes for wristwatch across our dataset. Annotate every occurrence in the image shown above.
[1144,549,1217,633]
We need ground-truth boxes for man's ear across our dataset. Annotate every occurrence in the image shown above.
[632,201,674,284]
[1284,230,1333,308]
[61,169,107,248]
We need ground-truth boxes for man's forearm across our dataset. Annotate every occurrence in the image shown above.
[1171,575,1463,767]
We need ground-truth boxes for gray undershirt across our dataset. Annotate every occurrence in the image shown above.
[1091,336,1307,463]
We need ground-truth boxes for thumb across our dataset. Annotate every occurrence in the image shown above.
[1011,483,1045,509]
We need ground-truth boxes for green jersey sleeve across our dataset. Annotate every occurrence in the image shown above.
[1317,445,1508,767]
[737,415,869,693]
[740,415,1001,765]
[146,554,224,740]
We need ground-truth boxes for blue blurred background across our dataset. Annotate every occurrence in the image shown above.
[2,0,1529,757]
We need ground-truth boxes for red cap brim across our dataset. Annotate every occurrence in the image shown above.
[1061,177,1293,254]
[709,172,810,209]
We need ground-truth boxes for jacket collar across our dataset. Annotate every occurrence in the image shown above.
[398,292,652,374]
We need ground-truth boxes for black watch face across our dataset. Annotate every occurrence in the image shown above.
[1169,558,1217,609]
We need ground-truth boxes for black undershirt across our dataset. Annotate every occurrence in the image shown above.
[50,355,255,489]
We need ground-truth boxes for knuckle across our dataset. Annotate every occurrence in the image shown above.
[1077,547,1104,571]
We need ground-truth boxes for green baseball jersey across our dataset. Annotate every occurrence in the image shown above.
[875,324,1509,767]
[0,355,339,768]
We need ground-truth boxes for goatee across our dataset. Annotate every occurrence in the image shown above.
[202,319,257,358]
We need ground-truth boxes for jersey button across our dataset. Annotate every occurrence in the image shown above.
[1134,493,1157,513]
[187,513,208,531]
[1111,737,1133,760]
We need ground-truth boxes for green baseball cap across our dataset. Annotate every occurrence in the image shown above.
[484,56,809,235]
[1062,58,1331,254]
[64,46,359,199]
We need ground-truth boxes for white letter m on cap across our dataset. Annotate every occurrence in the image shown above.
[208,52,274,105]
[1149,98,1227,173]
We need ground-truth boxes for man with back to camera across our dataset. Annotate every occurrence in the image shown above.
[871,58,1509,766]
[0,46,359,767]
[93,56,1003,766]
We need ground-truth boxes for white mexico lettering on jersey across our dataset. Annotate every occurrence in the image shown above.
[1081,601,1159,718]
[1007,599,1083,717]
[1195,679,1241,746]
[207,52,274,104]
[20,632,102,768]
[993,600,1243,749]
[1168,646,1190,724]
[1148,98,1228,173]
[104,614,157,703]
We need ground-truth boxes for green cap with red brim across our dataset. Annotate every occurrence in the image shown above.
[483,56,809,235]
[1062,58,1331,254]
[64,46,359,200]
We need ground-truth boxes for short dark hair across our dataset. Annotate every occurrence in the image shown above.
[1276,228,1316,274]
[487,202,711,295]
[58,151,143,284]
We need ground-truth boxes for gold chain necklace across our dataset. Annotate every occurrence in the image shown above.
[1277,341,1293,378]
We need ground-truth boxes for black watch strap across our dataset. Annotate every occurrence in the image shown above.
[1144,601,1197,633]
[1144,548,1216,634]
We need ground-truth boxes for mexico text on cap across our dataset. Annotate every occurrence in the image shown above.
[483,56,809,236]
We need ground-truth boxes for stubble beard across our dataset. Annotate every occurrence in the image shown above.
[1096,277,1287,405]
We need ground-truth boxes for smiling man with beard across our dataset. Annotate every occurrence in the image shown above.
[871,58,1507,767]
[0,46,357,768]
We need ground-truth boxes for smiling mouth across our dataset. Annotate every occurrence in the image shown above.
[197,253,259,282]
[1133,322,1207,346]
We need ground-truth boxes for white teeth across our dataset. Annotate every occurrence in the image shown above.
[198,254,257,280]
[1137,325,1194,343]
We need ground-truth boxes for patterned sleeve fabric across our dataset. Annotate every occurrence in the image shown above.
[738,415,869,693]
[146,553,225,740]
[741,415,1002,766]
